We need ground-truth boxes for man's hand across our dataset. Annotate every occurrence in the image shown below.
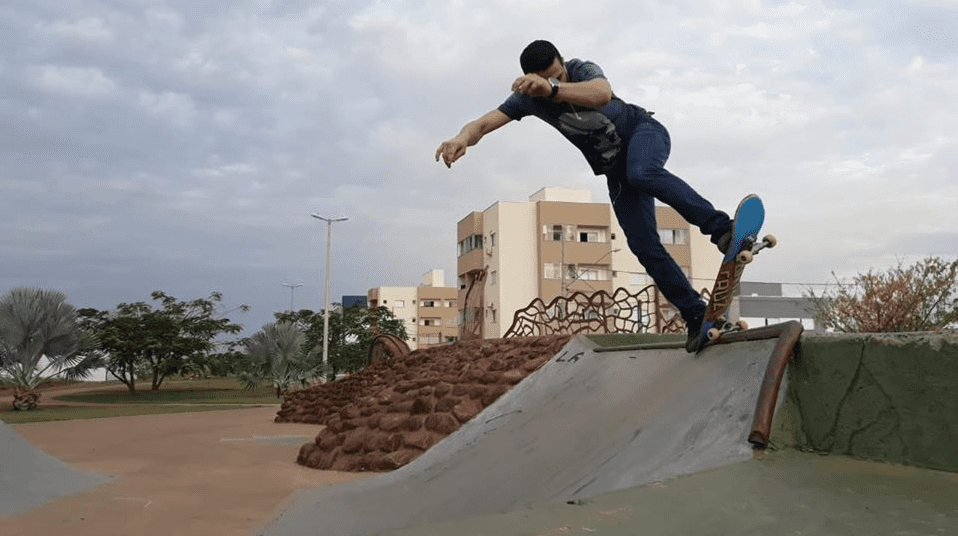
[435,135,468,168]
[435,110,511,168]
[511,73,551,98]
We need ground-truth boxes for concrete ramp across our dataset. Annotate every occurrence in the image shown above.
[0,420,113,518]
[254,336,779,536]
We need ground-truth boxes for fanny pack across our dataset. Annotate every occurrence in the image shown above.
[557,110,622,175]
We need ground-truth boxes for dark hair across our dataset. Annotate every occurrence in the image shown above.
[520,40,562,74]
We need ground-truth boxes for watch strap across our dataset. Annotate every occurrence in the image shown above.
[548,78,560,100]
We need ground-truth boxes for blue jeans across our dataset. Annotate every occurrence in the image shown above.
[606,118,731,329]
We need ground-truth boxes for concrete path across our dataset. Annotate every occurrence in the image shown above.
[254,336,779,536]
[0,419,113,517]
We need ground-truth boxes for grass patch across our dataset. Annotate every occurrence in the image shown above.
[0,404,259,424]
[57,382,281,405]
[0,377,284,424]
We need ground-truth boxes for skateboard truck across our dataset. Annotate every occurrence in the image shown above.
[735,234,777,265]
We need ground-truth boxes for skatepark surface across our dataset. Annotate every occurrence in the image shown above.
[3,335,957,536]
[253,337,778,535]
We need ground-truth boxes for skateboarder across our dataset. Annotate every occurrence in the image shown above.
[436,40,733,352]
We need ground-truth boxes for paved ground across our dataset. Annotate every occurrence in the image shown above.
[253,337,780,536]
[3,336,958,536]
[0,406,367,536]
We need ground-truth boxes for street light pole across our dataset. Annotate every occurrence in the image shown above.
[282,283,302,312]
[311,214,348,377]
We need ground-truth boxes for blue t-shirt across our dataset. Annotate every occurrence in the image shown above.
[497,59,651,175]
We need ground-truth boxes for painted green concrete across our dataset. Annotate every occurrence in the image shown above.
[772,332,958,473]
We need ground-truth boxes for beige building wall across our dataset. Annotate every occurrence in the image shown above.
[415,269,458,349]
[367,286,418,344]
[368,270,459,350]
[689,226,721,295]
[483,202,538,338]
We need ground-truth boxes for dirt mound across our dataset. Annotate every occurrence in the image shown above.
[277,335,571,472]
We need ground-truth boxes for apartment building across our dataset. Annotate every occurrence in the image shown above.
[457,187,721,339]
[367,269,459,350]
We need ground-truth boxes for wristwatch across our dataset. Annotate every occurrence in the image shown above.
[548,77,560,100]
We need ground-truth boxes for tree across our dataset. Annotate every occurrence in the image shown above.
[238,322,323,397]
[181,340,247,379]
[79,291,247,393]
[0,288,103,410]
[274,305,407,376]
[805,256,958,333]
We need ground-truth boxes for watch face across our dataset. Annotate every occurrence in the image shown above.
[548,78,560,99]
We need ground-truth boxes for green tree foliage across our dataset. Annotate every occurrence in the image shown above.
[239,321,323,397]
[181,340,247,379]
[805,256,958,333]
[274,304,407,376]
[78,291,247,393]
[0,288,102,410]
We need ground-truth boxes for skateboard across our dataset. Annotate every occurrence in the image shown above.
[697,194,776,352]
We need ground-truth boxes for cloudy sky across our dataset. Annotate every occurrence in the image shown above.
[2,0,956,335]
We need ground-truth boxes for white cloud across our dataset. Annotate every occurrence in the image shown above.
[2,0,957,333]
[44,17,113,42]
[27,65,117,97]
[138,91,197,126]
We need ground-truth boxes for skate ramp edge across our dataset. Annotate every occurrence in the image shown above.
[253,335,779,536]
[0,420,114,518]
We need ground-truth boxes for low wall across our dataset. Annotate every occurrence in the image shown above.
[772,332,958,473]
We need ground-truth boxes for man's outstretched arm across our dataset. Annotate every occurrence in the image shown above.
[435,109,512,168]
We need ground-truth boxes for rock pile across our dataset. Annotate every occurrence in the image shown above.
[277,335,571,472]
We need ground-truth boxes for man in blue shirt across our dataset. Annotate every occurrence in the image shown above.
[436,40,733,352]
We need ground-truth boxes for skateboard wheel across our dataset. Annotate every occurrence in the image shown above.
[735,320,749,331]
[763,234,777,248]
[736,250,754,264]
[707,328,721,341]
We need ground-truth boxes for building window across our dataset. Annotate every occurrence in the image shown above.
[544,224,574,242]
[489,232,496,247]
[446,300,455,308]
[545,263,585,280]
[574,265,612,281]
[578,226,607,243]
[658,229,689,245]
[394,300,404,308]
[490,271,497,286]
[458,234,484,256]
[422,300,437,307]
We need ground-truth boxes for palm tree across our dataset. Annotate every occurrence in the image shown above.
[239,321,324,397]
[0,288,102,410]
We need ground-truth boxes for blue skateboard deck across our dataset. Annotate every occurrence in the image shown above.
[697,194,770,352]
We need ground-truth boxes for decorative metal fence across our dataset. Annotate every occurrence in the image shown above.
[503,286,694,338]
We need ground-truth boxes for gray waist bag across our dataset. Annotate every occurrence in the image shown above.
[558,110,622,175]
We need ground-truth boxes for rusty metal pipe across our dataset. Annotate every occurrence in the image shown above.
[716,320,804,447]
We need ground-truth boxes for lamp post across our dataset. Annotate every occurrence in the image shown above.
[282,283,302,312]
[311,214,348,376]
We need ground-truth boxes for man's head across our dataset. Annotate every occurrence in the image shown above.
[520,40,562,74]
